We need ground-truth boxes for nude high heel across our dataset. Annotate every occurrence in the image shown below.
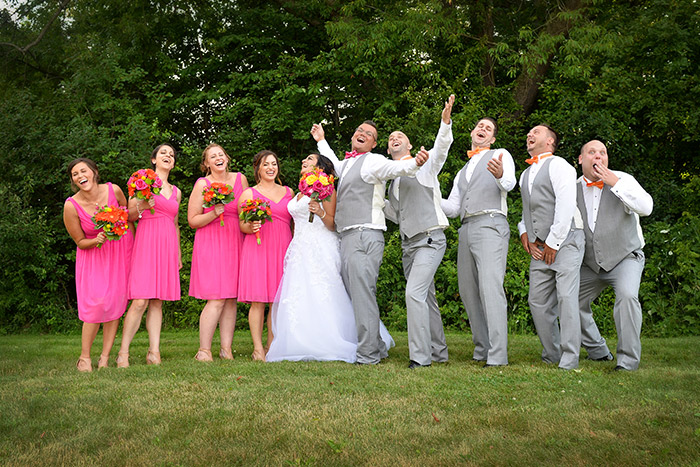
[251,349,266,362]
[219,347,234,360]
[76,356,92,372]
[97,354,109,369]
[194,348,213,362]
[146,350,161,365]
[116,352,130,368]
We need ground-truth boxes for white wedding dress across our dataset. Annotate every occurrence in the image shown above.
[266,195,394,363]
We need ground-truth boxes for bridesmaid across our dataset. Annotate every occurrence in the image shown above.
[238,150,293,361]
[117,144,181,367]
[188,144,248,361]
[63,158,134,372]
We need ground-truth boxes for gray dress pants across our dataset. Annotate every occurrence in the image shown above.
[402,230,448,365]
[457,213,510,365]
[579,250,645,370]
[339,228,387,364]
[528,229,584,370]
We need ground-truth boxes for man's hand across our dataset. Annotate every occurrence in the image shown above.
[592,163,619,187]
[521,236,556,263]
[542,243,557,265]
[487,153,504,179]
[310,123,325,143]
[441,94,455,124]
[520,233,531,255]
[414,146,430,166]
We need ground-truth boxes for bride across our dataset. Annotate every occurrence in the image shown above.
[266,154,394,363]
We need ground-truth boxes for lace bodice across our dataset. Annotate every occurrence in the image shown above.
[284,194,341,271]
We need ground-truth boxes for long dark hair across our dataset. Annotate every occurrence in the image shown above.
[253,150,282,184]
[311,153,336,179]
[151,143,177,170]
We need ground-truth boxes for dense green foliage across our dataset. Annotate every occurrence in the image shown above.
[1,0,699,335]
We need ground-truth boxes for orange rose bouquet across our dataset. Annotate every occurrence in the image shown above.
[202,183,235,226]
[92,205,130,248]
[127,168,162,214]
[298,168,335,222]
[239,198,272,245]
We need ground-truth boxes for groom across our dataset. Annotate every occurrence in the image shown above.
[311,121,428,364]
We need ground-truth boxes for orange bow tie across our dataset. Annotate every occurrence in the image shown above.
[585,178,604,189]
[467,147,488,158]
[525,152,553,165]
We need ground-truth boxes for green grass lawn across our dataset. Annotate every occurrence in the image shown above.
[1,331,699,466]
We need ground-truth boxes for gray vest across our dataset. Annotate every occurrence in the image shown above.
[335,155,377,232]
[388,176,440,238]
[457,150,504,217]
[577,183,642,273]
[521,157,577,242]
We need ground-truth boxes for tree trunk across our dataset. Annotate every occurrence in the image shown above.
[512,0,583,117]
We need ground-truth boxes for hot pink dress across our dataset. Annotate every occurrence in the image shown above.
[189,174,245,299]
[66,183,133,323]
[128,186,180,300]
[237,187,293,303]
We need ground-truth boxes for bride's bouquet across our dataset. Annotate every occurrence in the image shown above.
[127,168,162,214]
[92,205,130,248]
[202,183,235,226]
[298,168,335,222]
[239,198,272,245]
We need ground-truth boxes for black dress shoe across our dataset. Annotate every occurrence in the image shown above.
[408,360,431,369]
[614,365,629,371]
[588,352,614,362]
[483,363,507,368]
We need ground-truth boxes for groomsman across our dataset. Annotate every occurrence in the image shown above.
[441,117,516,366]
[518,125,584,370]
[384,95,455,369]
[576,139,653,371]
[311,121,428,364]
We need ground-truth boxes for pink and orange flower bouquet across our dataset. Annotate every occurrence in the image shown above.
[298,167,335,222]
[127,168,162,214]
[202,182,235,226]
[92,205,130,248]
[239,198,272,245]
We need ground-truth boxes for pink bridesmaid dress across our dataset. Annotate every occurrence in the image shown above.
[66,183,133,323]
[189,174,245,299]
[128,186,181,300]
[237,187,293,303]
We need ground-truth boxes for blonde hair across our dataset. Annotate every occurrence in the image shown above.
[200,144,229,174]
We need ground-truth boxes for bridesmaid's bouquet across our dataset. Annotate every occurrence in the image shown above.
[298,168,335,222]
[92,205,130,248]
[239,199,272,245]
[202,183,235,226]
[127,168,162,214]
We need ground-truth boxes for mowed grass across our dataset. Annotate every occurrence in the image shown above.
[1,331,699,466]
